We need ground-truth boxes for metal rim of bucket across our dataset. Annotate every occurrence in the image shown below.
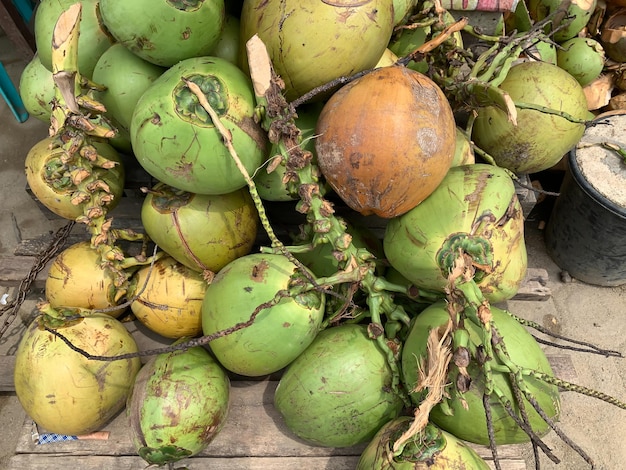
[567,131,626,221]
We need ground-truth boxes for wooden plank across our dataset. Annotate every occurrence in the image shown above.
[12,220,146,257]
[12,381,528,469]
[513,267,551,301]
[516,173,538,219]
[546,354,578,384]
[10,348,569,469]
[7,454,362,470]
[0,355,16,391]
[15,381,367,457]
[487,461,527,470]
[25,184,147,222]
[0,0,35,58]
[0,255,49,288]
[13,235,95,257]
[7,453,527,470]
[0,252,552,300]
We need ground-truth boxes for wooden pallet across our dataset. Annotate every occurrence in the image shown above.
[0,272,555,470]
[0,282,566,470]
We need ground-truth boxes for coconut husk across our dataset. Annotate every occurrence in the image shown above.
[584,74,615,110]
[392,321,453,453]
[608,91,626,109]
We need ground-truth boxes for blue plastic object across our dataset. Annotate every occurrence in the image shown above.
[12,0,34,23]
[0,61,29,123]
[1,0,35,122]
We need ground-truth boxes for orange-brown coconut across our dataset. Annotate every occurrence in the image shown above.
[314,66,456,218]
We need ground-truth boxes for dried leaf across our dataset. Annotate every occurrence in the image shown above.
[266,155,283,173]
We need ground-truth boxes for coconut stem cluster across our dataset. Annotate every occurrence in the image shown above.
[40,4,158,319]
[244,36,422,405]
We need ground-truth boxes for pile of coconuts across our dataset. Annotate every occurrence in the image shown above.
[12,0,626,468]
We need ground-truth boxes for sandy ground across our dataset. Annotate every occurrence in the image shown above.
[509,225,626,470]
[1,27,626,470]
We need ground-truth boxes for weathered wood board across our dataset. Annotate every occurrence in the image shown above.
[0,355,17,391]
[8,455,365,470]
[0,250,552,300]
[8,380,529,470]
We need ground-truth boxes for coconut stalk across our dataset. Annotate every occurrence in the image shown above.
[245,34,439,403]
[441,254,625,468]
[43,3,160,304]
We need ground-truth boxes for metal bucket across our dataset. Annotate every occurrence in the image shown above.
[545,113,626,286]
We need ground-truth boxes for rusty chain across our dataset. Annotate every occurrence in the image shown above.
[0,221,75,338]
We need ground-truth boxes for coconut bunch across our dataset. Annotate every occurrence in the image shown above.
[15,4,240,465]
[20,0,253,331]
[14,2,148,443]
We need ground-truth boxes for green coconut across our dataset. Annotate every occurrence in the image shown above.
[274,324,404,447]
[471,61,588,174]
[254,103,323,202]
[239,0,395,101]
[99,0,226,67]
[202,253,325,377]
[15,311,141,436]
[556,37,606,88]
[127,342,230,466]
[383,164,527,304]
[140,183,258,274]
[402,301,560,445]
[92,44,165,131]
[393,0,418,26]
[19,54,56,122]
[356,417,491,469]
[211,13,240,65]
[527,0,597,42]
[130,56,268,195]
